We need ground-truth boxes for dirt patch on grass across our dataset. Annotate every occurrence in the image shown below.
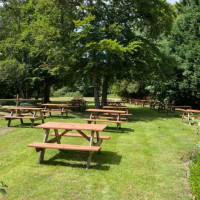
[0,112,13,135]
[0,126,14,135]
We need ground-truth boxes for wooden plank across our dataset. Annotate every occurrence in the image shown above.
[181,109,200,113]
[102,113,132,116]
[50,132,110,140]
[35,122,107,131]
[4,116,45,120]
[28,142,100,152]
[103,106,131,109]
[86,109,126,114]
[4,116,38,119]
[9,107,43,111]
[42,109,70,112]
[42,104,69,107]
[83,119,124,124]
[94,116,127,121]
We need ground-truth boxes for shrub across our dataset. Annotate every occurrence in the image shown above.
[0,181,8,196]
[51,87,69,97]
[0,101,16,106]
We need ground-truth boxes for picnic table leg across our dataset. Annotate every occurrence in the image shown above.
[182,113,185,122]
[54,129,61,144]
[7,119,11,127]
[30,119,34,128]
[95,131,102,153]
[20,118,23,124]
[86,152,92,169]
[125,109,129,121]
[188,113,192,125]
[117,123,119,132]
[89,131,95,146]
[39,129,50,164]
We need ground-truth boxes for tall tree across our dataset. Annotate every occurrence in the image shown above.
[69,0,174,107]
[0,0,75,101]
[149,0,200,106]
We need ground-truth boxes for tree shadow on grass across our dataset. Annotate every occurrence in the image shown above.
[43,115,76,119]
[129,107,183,122]
[9,123,41,128]
[43,150,122,171]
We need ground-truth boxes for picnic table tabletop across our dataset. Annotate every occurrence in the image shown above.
[8,107,43,110]
[103,106,131,109]
[181,109,200,113]
[168,105,191,108]
[42,103,69,107]
[36,122,107,131]
[86,109,126,114]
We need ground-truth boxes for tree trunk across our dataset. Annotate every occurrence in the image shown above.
[93,67,100,108]
[101,75,108,107]
[43,82,50,103]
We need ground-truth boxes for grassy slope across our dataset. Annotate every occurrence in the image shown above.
[0,103,198,200]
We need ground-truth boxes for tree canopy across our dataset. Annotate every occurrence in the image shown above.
[148,0,200,106]
[0,0,175,106]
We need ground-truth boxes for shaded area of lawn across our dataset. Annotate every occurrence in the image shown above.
[0,104,199,200]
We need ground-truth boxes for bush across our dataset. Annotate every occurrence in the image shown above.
[19,102,37,107]
[51,87,69,97]
[51,87,83,97]
[189,142,200,199]
[0,101,16,106]
[0,181,8,196]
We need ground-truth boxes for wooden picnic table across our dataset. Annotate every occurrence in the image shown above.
[103,106,131,113]
[28,122,109,169]
[180,109,200,126]
[85,109,126,130]
[139,100,152,107]
[106,101,125,106]
[4,107,45,128]
[102,106,132,121]
[167,105,192,114]
[42,103,70,117]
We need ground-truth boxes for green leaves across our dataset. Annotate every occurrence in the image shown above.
[0,181,8,196]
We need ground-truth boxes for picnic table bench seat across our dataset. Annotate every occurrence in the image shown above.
[51,132,110,140]
[102,113,132,116]
[83,118,123,131]
[4,115,45,128]
[95,116,127,121]
[84,118,124,124]
[42,109,71,112]
[28,142,100,152]
[101,113,132,121]
[4,115,39,119]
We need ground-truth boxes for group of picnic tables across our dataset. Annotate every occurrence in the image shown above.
[149,103,200,133]
[3,102,132,169]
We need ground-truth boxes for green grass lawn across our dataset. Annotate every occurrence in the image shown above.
[0,103,199,200]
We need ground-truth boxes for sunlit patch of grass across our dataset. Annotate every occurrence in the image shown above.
[0,103,198,199]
